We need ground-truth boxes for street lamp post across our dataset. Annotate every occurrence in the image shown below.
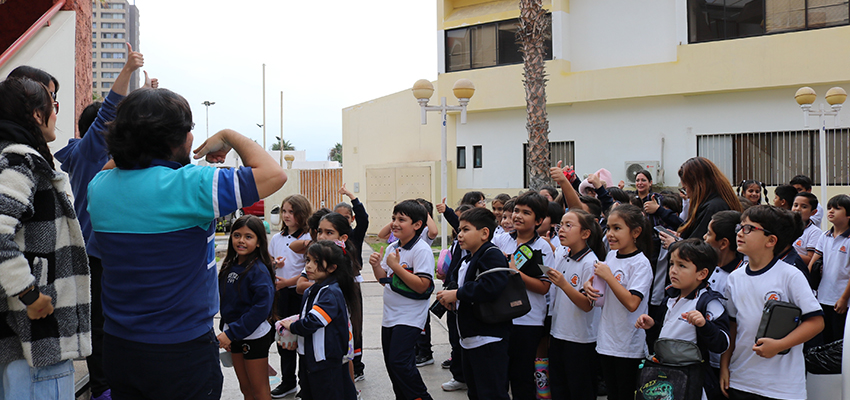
[794,86,846,204]
[201,101,215,139]
[412,78,475,252]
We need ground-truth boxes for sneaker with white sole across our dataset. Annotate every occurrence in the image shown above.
[440,358,451,369]
[270,383,297,398]
[415,354,434,367]
[441,379,468,391]
[354,371,365,382]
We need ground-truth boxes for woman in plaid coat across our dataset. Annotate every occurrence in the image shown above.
[0,76,91,399]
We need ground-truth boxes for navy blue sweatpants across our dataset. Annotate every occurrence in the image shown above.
[297,358,357,400]
[461,338,510,400]
[382,325,432,400]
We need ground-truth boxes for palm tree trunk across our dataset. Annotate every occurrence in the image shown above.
[518,0,550,191]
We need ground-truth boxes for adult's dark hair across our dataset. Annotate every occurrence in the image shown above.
[307,241,360,314]
[678,157,742,235]
[636,169,653,183]
[827,194,850,213]
[774,185,797,208]
[579,195,602,219]
[0,78,55,167]
[789,175,814,191]
[794,192,819,210]
[742,205,802,257]
[459,207,497,240]
[607,187,630,205]
[107,88,193,169]
[709,210,741,252]
[668,238,718,278]
[393,199,428,235]
[515,191,548,225]
[78,102,102,138]
[460,191,485,207]
[8,65,59,94]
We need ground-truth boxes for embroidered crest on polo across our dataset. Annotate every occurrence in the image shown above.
[570,274,580,287]
[764,291,781,302]
[614,270,625,285]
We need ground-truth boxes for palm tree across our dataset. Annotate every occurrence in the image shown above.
[270,137,295,151]
[518,0,551,190]
[328,142,342,164]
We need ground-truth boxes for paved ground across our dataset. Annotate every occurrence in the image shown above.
[216,236,467,400]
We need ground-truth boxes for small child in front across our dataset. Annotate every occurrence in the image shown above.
[720,205,824,400]
[636,238,730,399]
[282,241,358,400]
[436,207,512,400]
[368,200,435,400]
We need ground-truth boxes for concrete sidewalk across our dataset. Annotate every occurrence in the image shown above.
[218,239,467,399]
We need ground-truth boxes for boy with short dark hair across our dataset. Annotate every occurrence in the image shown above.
[790,174,824,228]
[720,206,823,400]
[368,199,435,400]
[792,192,821,266]
[809,194,850,344]
[492,191,553,399]
[636,238,730,399]
[437,208,511,400]
[772,185,797,210]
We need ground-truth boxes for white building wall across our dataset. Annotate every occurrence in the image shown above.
[0,11,77,159]
[568,0,679,71]
[456,85,834,189]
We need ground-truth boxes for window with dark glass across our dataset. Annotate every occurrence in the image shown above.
[457,146,467,169]
[689,0,849,43]
[446,16,552,72]
[473,146,483,168]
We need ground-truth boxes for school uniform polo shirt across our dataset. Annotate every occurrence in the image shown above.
[659,287,726,344]
[793,220,821,258]
[88,161,259,344]
[492,231,555,326]
[815,227,850,306]
[595,250,653,359]
[379,234,435,330]
[725,259,823,400]
[269,229,311,285]
[550,247,600,343]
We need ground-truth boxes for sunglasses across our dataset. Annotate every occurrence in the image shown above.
[735,223,773,236]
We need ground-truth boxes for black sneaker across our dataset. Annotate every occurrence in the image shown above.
[415,354,434,367]
[441,358,452,369]
[271,383,297,398]
[354,370,365,382]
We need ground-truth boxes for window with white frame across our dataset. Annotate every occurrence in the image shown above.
[697,129,850,186]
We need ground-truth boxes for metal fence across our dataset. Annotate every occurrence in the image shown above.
[299,169,344,211]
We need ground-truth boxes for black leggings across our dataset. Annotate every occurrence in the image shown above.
[599,354,641,400]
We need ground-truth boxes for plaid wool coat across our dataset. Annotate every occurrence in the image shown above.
[0,141,91,368]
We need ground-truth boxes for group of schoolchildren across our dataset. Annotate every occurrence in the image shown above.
[217,159,850,400]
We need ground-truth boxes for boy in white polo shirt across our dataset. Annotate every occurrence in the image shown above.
[791,192,821,266]
[636,238,729,399]
[369,199,435,400]
[810,194,850,344]
[720,206,823,400]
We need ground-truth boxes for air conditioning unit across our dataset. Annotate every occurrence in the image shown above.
[625,161,660,185]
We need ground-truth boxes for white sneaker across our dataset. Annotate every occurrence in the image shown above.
[441,379,468,391]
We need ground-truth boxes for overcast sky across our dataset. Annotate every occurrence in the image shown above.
[135,0,438,161]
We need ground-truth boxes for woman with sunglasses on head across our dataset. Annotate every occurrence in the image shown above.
[0,77,91,400]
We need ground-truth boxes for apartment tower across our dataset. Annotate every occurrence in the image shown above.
[91,0,139,99]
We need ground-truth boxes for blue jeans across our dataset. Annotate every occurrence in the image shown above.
[0,359,75,400]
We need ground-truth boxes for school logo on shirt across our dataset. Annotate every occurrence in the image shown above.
[613,270,625,285]
[841,246,847,254]
[705,311,714,322]
[796,240,803,247]
[570,274,580,287]
[764,291,781,302]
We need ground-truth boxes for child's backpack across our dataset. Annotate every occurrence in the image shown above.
[636,339,704,400]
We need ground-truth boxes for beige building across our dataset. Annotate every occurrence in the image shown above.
[91,0,139,98]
